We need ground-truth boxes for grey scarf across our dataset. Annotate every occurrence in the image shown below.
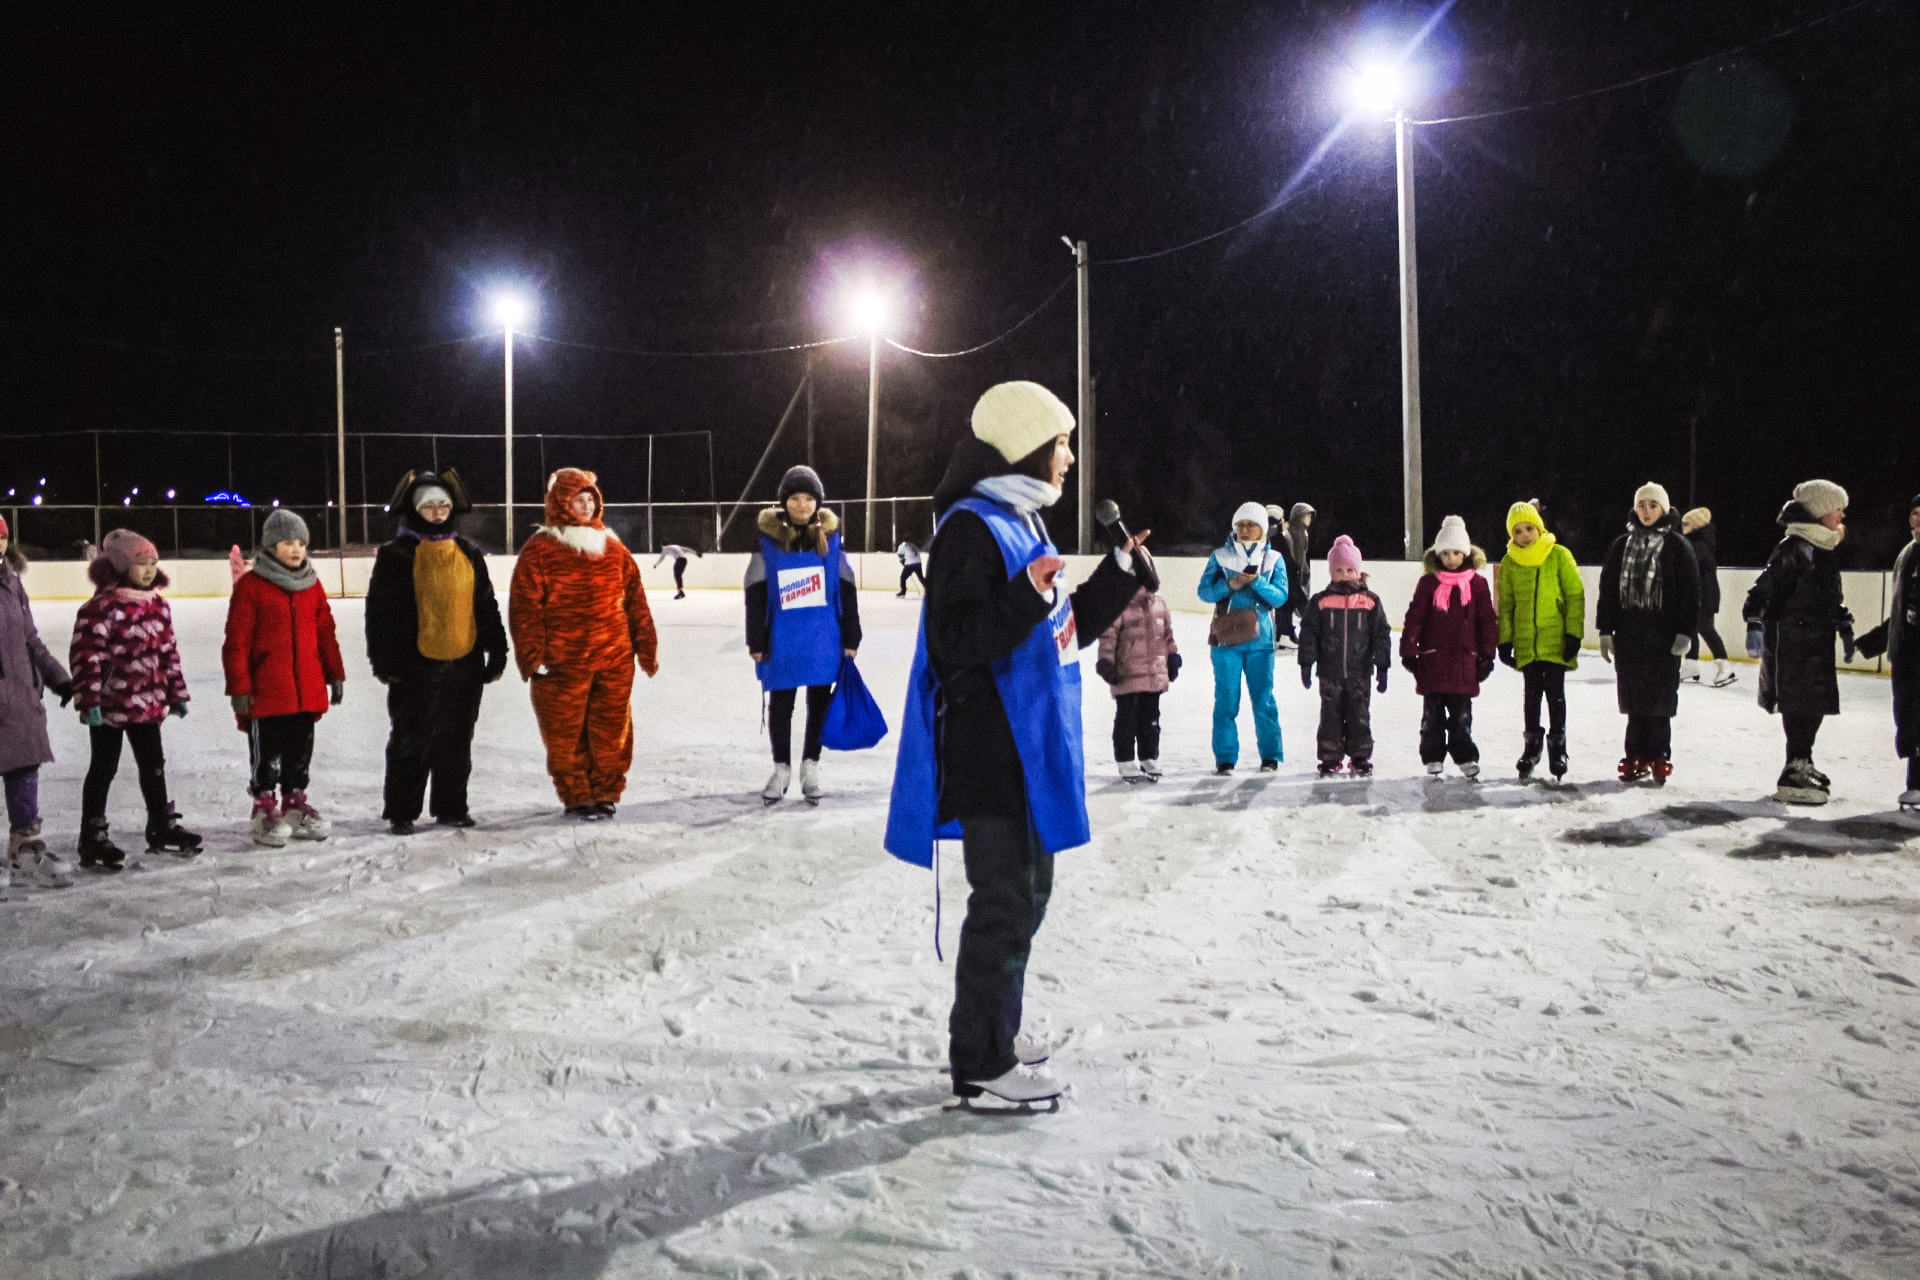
[249,550,319,593]
[1618,526,1666,613]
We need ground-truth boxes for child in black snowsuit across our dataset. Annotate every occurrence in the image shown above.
[1298,536,1391,776]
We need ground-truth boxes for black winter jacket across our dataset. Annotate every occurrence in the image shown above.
[1597,511,1700,718]
[1743,503,1853,719]
[1857,538,1919,757]
[1298,580,1392,684]
[1685,523,1721,616]
[365,529,508,682]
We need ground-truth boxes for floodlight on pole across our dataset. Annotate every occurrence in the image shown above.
[845,287,891,553]
[488,290,535,552]
[1350,61,1406,116]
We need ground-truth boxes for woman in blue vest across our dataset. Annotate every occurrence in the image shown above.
[886,381,1151,1105]
[1198,502,1290,773]
[746,466,861,803]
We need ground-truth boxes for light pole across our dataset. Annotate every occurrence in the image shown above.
[849,291,888,553]
[1354,63,1424,558]
[490,293,531,552]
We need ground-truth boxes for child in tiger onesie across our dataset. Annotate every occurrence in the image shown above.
[509,468,659,819]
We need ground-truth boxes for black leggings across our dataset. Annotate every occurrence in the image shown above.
[1521,663,1567,735]
[1690,618,1728,662]
[672,558,686,590]
[83,722,170,823]
[1783,712,1823,761]
[769,685,832,764]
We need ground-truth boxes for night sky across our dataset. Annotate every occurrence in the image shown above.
[2,1,1916,565]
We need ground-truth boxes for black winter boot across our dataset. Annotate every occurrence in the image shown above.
[1547,732,1569,780]
[1517,730,1544,779]
[78,818,127,871]
[145,808,203,857]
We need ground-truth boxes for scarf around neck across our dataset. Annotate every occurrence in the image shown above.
[250,550,319,593]
[972,474,1061,515]
[1506,530,1557,568]
[1786,521,1844,552]
[1432,568,1475,611]
[1618,524,1666,613]
[401,523,458,544]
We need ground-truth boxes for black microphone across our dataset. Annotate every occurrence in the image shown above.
[1094,499,1129,545]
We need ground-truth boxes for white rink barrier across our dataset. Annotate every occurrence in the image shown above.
[19,550,1895,675]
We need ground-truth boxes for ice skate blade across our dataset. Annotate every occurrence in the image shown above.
[1775,786,1829,806]
[946,1095,1061,1116]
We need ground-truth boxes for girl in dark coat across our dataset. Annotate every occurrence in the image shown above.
[0,515,75,889]
[1856,492,1920,809]
[1596,483,1700,784]
[1682,508,1736,687]
[1400,516,1498,778]
[365,470,509,834]
[1744,480,1854,805]
[884,380,1149,1106]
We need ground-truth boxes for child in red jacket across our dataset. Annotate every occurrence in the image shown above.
[68,530,198,868]
[222,510,345,847]
[1400,516,1498,779]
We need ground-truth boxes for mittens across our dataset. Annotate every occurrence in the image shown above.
[1669,634,1692,657]
[1562,633,1582,663]
[229,693,253,716]
[51,679,74,708]
[1497,643,1516,669]
[1599,636,1614,663]
[1745,626,1763,658]
[1842,631,1857,663]
[168,702,188,719]
[1167,653,1182,682]
[1300,664,1313,689]
[328,680,345,706]
[1376,668,1389,694]
[1095,659,1117,684]
[82,706,103,727]
[1476,656,1495,683]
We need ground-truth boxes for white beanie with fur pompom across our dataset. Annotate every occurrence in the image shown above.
[1431,514,1472,556]
[1792,479,1848,519]
[971,381,1075,465]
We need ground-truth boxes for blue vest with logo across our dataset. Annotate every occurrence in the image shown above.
[756,531,844,692]
[884,496,1089,868]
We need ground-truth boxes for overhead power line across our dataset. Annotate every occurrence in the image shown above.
[528,333,854,358]
[884,274,1076,358]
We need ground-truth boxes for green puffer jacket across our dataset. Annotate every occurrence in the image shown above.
[1497,541,1585,668]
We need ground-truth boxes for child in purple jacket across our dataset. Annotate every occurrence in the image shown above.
[1401,516,1498,778]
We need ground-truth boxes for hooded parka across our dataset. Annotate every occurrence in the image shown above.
[0,556,70,776]
[1743,501,1853,719]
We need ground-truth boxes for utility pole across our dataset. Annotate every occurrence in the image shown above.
[334,328,346,552]
[1066,237,1093,553]
[805,355,816,471]
[1394,106,1424,559]
[503,325,515,552]
[864,331,879,552]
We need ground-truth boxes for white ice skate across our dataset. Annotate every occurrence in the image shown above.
[250,795,292,848]
[1711,659,1739,688]
[762,764,791,805]
[1117,760,1143,783]
[9,827,73,888]
[1425,761,1445,777]
[961,1063,1065,1106]
[1137,758,1162,782]
[1015,1030,1053,1065]
[1460,761,1481,781]
[1682,659,1702,684]
[800,759,822,802]
[1901,788,1920,812]
[283,791,331,840]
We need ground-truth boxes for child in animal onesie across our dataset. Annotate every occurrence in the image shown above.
[509,469,659,819]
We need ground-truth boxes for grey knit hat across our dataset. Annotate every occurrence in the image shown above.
[777,465,825,503]
[261,508,310,547]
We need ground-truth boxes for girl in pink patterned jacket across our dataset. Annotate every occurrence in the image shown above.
[67,530,199,868]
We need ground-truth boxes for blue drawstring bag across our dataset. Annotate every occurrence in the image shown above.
[820,655,889,751]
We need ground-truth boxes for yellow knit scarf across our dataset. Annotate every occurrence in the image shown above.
[1505,530,1557,568]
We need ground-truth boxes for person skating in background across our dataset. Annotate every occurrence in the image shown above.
[1268,505,1299,651]
[68,530,198,868]
[886,380,1150,1106]
[1287,502,1315,607]
[896,539,926,597]
[0,514,76,890]
[1496,500,1585,781]
[1199,502,1290,775]
[1096,547,1179,783]
[1856,491,1920,809]
[1682,508,1737,688]
[1403,516,1498,778]
[1743,480,1855,805]
[1597,482,1700,785]
[653,544,700,599]
[510,468,660,820]
[1299,535,1391,778]
[366,470,509,835]
[223,509,346,847]
[747,466,861,803]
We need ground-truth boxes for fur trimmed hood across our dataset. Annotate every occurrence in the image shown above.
[543,468,606,529]
[1422,546,1487,575]
[757,505,839,556]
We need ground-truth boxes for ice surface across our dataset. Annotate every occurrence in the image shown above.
[3,591,1918,1279]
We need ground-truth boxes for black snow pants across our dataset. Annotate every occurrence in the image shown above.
[1316,676,1374,765]
[1111,691,1161,763]
[1521,663,1568,736]
[1420,693,1478,765]
[950,812,1053,1092]
[382,659,487,823]
[1624,715,1672,762]
[249,713,316,797]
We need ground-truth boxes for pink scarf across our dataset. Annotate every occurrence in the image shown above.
[1432,568,1475,611]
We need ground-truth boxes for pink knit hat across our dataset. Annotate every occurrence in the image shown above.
[1327,534,1362,574]
[89,528,163,590]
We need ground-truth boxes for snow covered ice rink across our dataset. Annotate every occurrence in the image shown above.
[5,589,1920,1280]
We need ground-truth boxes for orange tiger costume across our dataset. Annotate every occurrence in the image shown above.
[508,469,659,810]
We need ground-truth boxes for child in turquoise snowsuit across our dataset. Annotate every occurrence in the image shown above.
[1198,502,1290,772]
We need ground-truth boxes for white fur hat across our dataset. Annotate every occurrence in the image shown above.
[1792,478,1849,519]
[1432,514,1472,555]
[1232,501,1270,531]
[1634,481,1671,511]
[971,381,1075,465]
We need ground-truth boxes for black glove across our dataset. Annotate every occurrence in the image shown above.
[1300,663,1313,689]
[1497,642,1516,669]
[1562,633,1582,663]
[1376,667,1389,694]
[1401,656,1417,675]
[1842,630,1857,663]
[1858,629,1887,660]
[51,679,74,708]
[1095,659,1117,684]
[1476,656,1495,683]
[1166,652,1181,682]
[485,654,509,684]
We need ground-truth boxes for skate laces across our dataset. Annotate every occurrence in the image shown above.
[283,790,318,818]
[251,793,280,818]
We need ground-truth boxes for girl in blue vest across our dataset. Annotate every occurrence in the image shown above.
[885,381,1151,1105]
[746,466,861,803]
[1198,502,1290,773]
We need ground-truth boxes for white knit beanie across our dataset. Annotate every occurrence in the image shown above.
[1231,501,1269,532]
[1792,478,1849,519]
[1634,481,1670,512]
[970,381,1075,465]
[1432,514,1472,555]
[412,484,452,511]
